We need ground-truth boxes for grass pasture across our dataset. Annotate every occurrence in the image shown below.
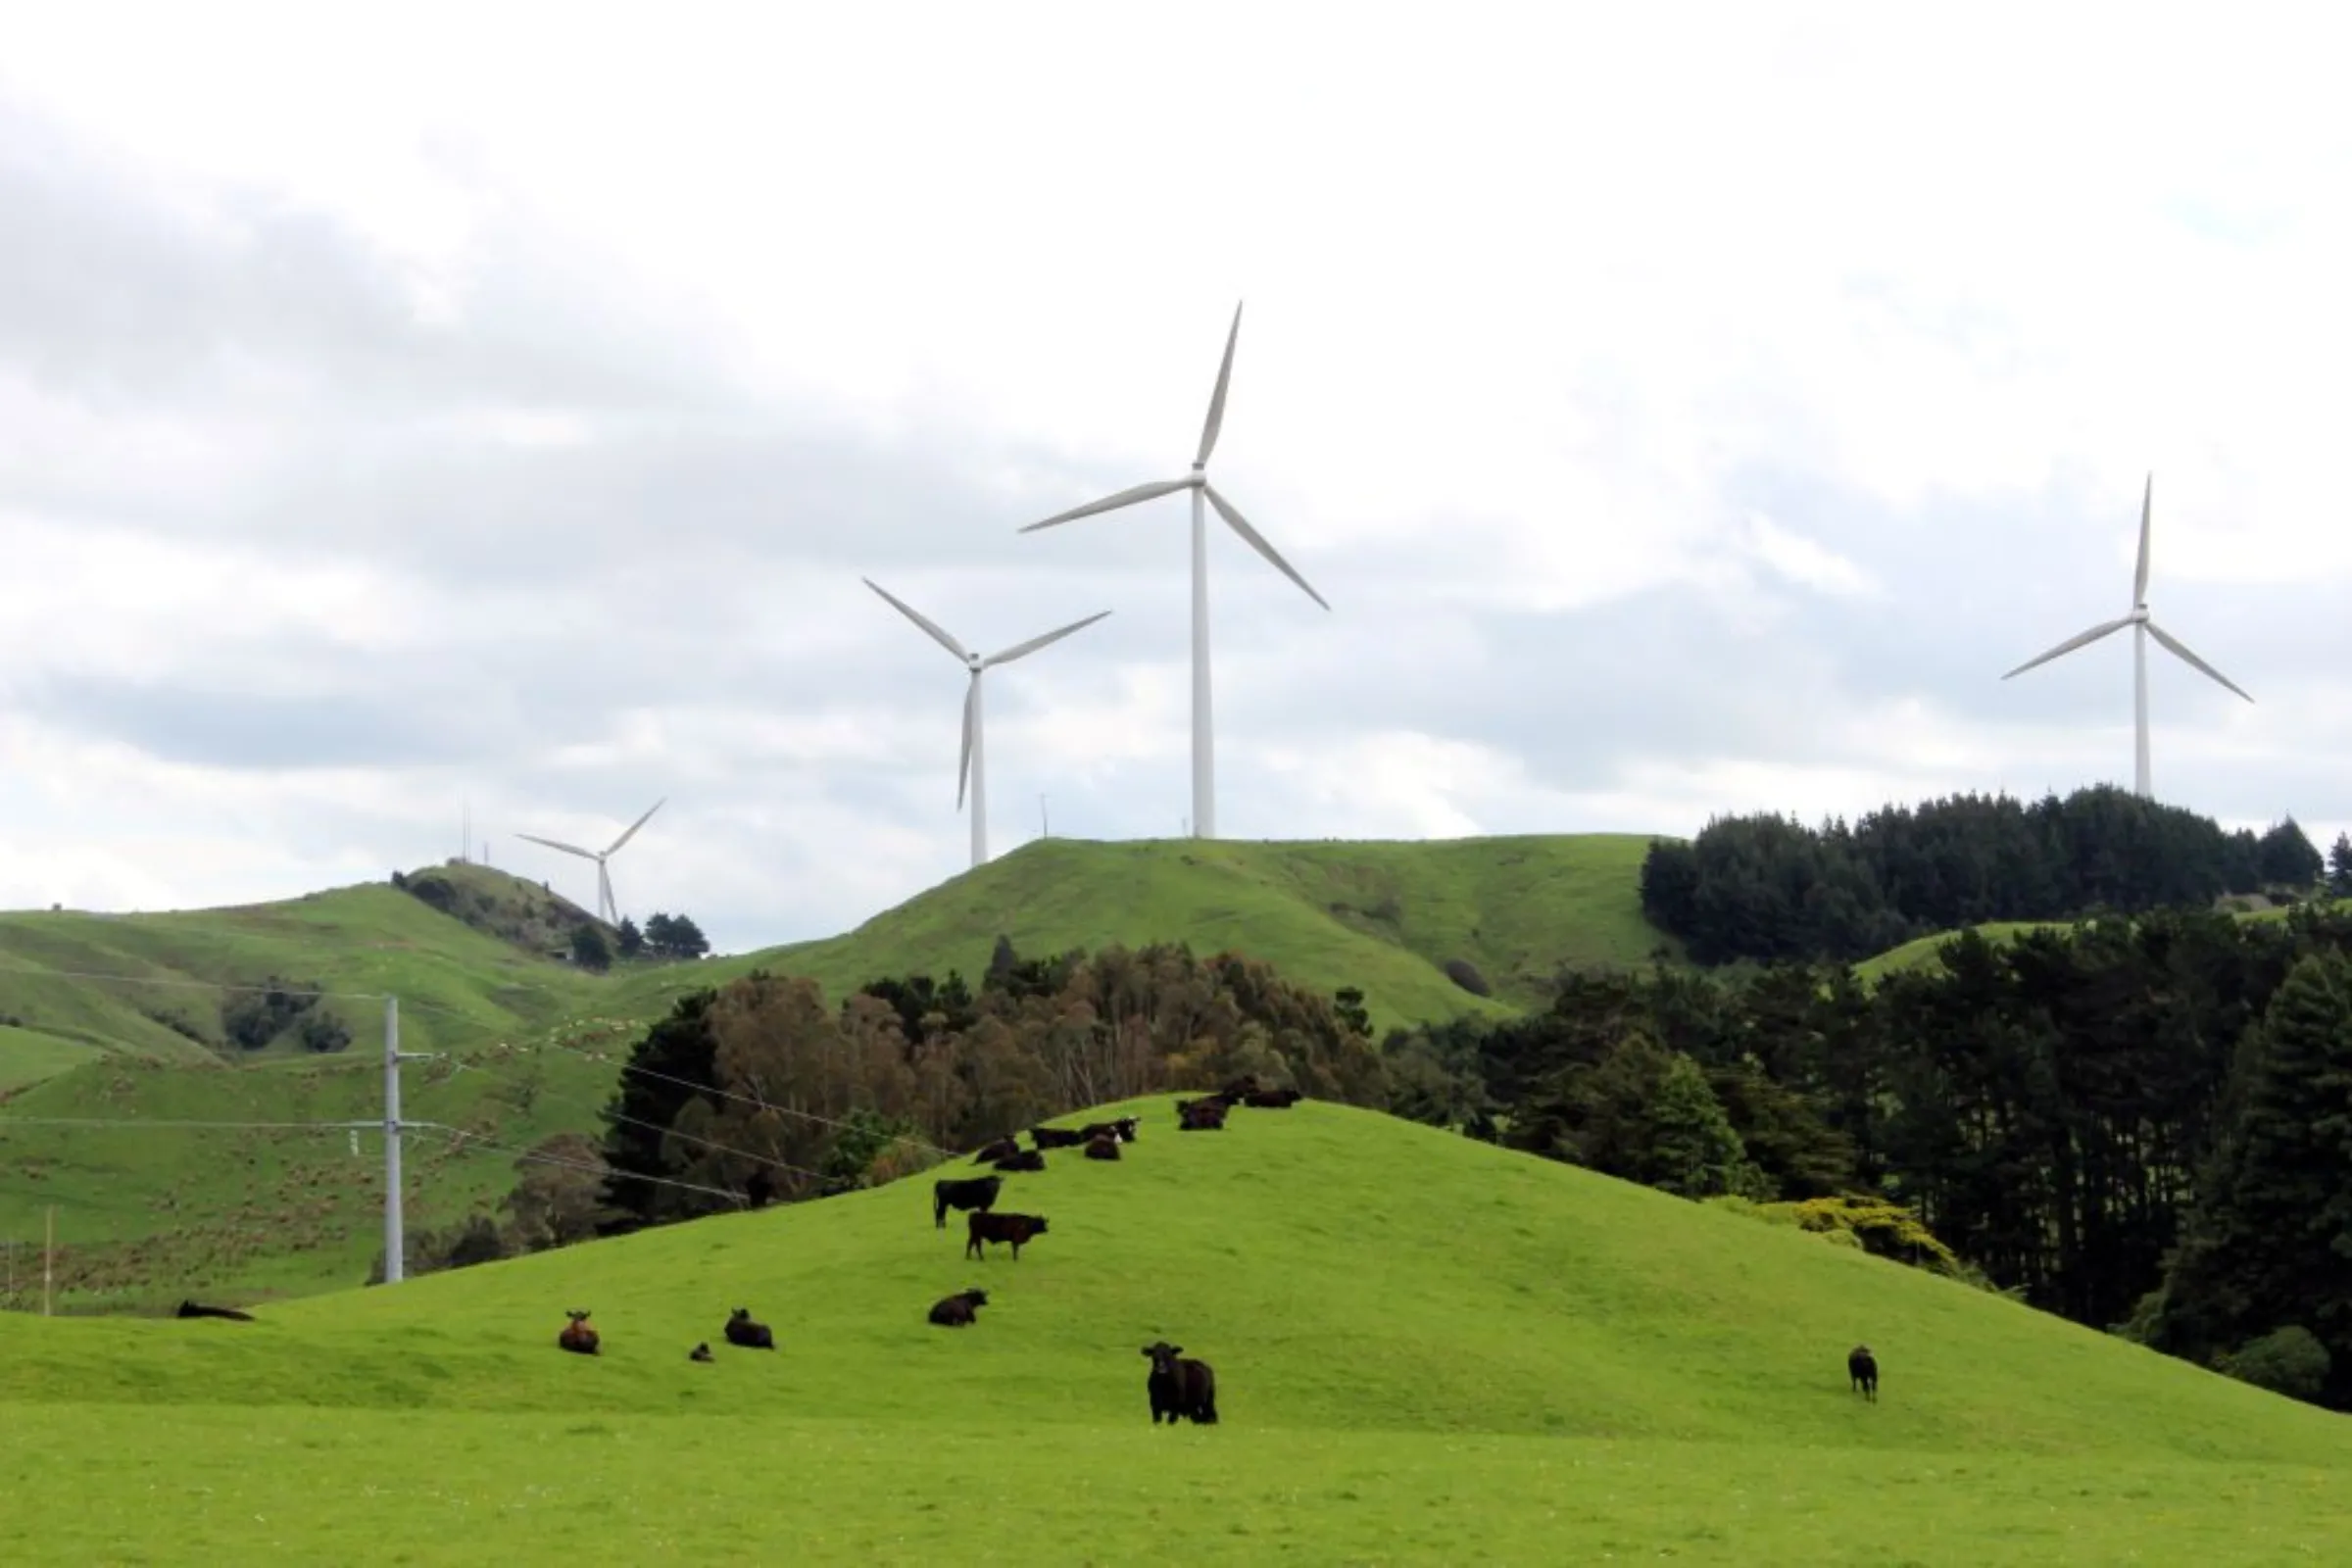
[3,1098,2348,1561]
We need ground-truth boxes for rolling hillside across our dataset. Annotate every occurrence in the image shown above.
[0,834,1674,1309]
[1852,897,2351,984]
[5,1099,2348,1562]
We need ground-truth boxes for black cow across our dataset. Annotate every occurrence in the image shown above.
[934,1173,1004,1229]
[724,1307,776,1350]
[927,1287,991,1327]
[175,1299,255,1322]
[1083,1133,1122,1161]
[689,1342,713,1362]
[1242,1088,1303,1108]
[971,1136,1021,1165]
[1031,1124,1090,1150]
[1078,1116,1141,1145]
[991,1149,1047,1173]
[1220,1075,1264,1100]
[558,1309,600,1356]
[1848,1345,1879,1401]
[1177,1099,1228,1131]
[965,1210,1050,1261]
[1142,1341,1218,1425]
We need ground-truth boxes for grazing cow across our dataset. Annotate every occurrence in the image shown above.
[1083,1133,1122,1161]
[174,1299,255,1322]
[1031,1124,1090,1151]
[724,1307,776,1350]
[1141,1341,1219,1426]
[1848,1345,1879,1401]
[1177,1099,1229,1131]
[971,1136,1021,1165]
[991,1148,1047,1173]
[933,1172,1005,1229]
[965,1210,1050,1262]
[927,1287,991,1327]
[689,1342,713,1362]
[1242,1087,1303,1108]
[558,1309,600,1356]
[1078,1116,1141,1145]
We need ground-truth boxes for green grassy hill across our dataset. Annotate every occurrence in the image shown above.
[0,834,1674,1309]
[5,1099,2347,1562]
[1853,897,2351,984]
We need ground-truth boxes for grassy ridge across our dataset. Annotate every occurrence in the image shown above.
[3,1099,2348,1562]
[1852,899,2351,984]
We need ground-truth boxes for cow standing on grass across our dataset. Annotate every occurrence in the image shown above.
[965,1210,1050,1261]
[1848,1345,1878,1401]
[1142,1342,1218,1425]
[933,1173,1004,1229]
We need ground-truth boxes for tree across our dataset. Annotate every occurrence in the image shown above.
[1645,1051,1769,1199]
[615,916,645,959]
[643,912,710,961]
[987,934,1019,987]
[504,1132,614,1250]
[570,923,613,972]
[2257,817,2325,889]
[2328,833,2352,899]
[297,1012,352,1054]
[2151,950,2352,1406]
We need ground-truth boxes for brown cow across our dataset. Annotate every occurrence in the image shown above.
[927,1287,991,1327]
[558,1309,600,1356]
[1083,1133,1122,1161]
[971,1136,1021,1165]
[1178,1100,1228,1131]
[965,1210,1050,1261]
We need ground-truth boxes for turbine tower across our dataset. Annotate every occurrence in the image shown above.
[2000,473,2253,799]
[863,577,1109,868]
[515,798,664,925]
[1018,300,1329,840]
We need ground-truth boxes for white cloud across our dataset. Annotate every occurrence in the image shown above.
[2,4,2349,950]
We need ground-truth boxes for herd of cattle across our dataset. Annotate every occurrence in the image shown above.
[550,1076,1304,1426]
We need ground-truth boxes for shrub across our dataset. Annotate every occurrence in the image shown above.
[1442,957,1491,997]
[2215,1326,2330,1401]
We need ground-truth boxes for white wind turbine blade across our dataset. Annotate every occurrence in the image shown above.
[2132,472,2153,606]
[1196,300,1244,468]
[863,578,971,662]
[516,831,599,860]
[599,862,615,923]
[2145,620,2255,703]
[956,673,979,810]
[1021,477,1194,533]
[606,797,666,856]
[2000,615,2133,681]
[1202,481,1331,611]
[983,610,1113,667]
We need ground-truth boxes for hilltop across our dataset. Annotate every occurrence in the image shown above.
[5,1099,2348,1562]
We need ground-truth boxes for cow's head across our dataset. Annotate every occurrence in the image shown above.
[1142,1342,1185,1374]
[961,1288,990,1307]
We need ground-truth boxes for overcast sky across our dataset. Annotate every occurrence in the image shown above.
[3,3,2347,954]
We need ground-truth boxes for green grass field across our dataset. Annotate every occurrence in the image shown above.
[2,1099,2346,1562]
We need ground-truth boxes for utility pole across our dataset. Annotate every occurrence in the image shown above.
[378,997,443,1285]
[43,1205,54,1317]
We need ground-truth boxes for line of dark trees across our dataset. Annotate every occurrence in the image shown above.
[1385,900,2352,1409]
[571,911,710,972]
[1639,785,2331,965]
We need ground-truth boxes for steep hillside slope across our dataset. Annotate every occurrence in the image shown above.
[7,1098,2345,1468]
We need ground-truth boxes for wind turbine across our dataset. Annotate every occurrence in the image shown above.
[863,577,1109,868]
[1018,300,1329,840]
[515,798,665,925]
[2000,473,2253,799]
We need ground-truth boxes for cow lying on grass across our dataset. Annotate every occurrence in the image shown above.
[991,1149,1047,1172]
[965,1210,1050,1261]
[1142,1341,1218,1425]
[970,1136,1021,1165]
[174,1299,255,1322]
[933,1173,1004,1229]
[1078,1115,1140,1144]
[558,1310,600,1356]
[725,1307,776,1349]
[1031,1124,1090,1150]
[1084,1133,1122,1161]
[1177,1099,1228,1131]
[928,1288,990,1327]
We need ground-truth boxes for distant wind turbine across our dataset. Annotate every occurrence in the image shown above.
[1018,300,1329,840]
[2000,473,2253,799]
[863,577,1109,868]
[515,798,665,925]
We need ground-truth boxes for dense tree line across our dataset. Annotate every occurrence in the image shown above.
[593,938,1388,1233]
[1640,785,2326,965]
[1387,900,2352,1407]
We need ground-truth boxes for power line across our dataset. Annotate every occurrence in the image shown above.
[432,1058,834,1185]
[428,1126,749,1207]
